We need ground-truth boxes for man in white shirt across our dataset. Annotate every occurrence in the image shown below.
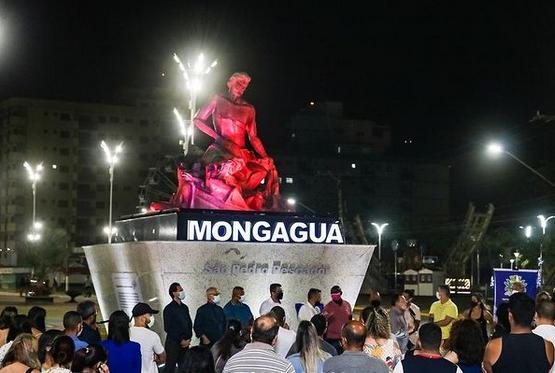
[534,300,555,373]
[298,288,321,321]
[270,306,296,358]
[130,302,166,373]
[259,283,284,315]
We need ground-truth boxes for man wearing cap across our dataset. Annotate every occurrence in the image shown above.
[194,287,226,349]
[163,282,192,373]
[130,302,166,373]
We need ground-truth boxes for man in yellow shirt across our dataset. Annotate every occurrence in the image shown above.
[429,284,458,343]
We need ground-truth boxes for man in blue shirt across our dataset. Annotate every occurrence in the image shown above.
[163,282,192,373]
[223,286,254,327]
[63,311,88,351]
[194,286,226,349]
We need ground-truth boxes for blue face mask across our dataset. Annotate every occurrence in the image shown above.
[178,291,186,301]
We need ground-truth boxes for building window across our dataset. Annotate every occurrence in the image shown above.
[98,116,106,123]
[110,116,120,123]
[60,148,70,156]
[60,130,70,138]
[139,136,149,144]
[57,200,69,208]
[60,113,71,121]
[140,120,148,126]
[59,166,69,173]
[285,177,294,184]
[96,201,105,209]
[58,182,69,190]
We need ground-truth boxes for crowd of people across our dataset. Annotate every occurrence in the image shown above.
[0,281,554,372]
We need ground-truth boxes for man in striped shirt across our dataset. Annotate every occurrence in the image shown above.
[223,314,295,373]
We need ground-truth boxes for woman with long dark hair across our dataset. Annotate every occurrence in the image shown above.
[71,345,109,373]
[180,346,215,373]
[100,311,141,373]
[463,293,493,342]
[444,319,485,373]
[0,315,32,364]
[27,307,46,339]
[43,336,74,373]
[287,320,330,373]
[211,319,245,373]
[0,307,17,347]
[38,330,64,370]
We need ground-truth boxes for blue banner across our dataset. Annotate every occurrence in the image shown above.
[493,268,539,314]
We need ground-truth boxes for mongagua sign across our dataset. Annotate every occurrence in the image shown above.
[186,220,344,244]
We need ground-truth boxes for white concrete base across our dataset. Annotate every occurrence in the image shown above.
[84,241,374,337]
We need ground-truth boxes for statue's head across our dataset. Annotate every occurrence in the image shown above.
[227,72,251,99]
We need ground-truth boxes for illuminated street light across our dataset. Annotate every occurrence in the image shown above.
[23,161,44,241]
[100,141,123,244]
[486,142,555,187]
[537,214,555,286]
[172,51,218,155]
[371,222,389,262]
[286,197,316,214]
[519,225,533,239]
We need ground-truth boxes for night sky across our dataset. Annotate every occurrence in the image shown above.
[2,1,555,221]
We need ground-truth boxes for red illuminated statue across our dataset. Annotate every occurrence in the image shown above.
[152,72,281,211]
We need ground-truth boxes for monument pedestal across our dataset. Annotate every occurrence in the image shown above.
[84,209,374,337]
[84,240,373,335]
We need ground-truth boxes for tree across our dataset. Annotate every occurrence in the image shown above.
[20,228,72,279]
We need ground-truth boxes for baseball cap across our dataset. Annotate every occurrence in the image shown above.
[132,303,159,318]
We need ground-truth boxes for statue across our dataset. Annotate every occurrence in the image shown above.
[150,72,282,211]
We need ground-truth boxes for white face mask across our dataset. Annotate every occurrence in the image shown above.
[213,295,221,304]
[239,295,246,302]
[435,291,441,300]
[178,291,186,301]
[147,315,155,328]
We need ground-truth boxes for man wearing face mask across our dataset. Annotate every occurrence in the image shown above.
[323,285,352,354]
[223,286,254,327]
[259,283,284,316]
[63,311,89,351]
[163,282,193,373]
[429,284,458,345]
[194,287,226,349]
[130,302,166,373]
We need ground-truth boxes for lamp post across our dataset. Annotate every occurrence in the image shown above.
[286,198,316,214]
[537,214,555,286]
[486,142,555,188]
[100,141,123,244]
[23,162,44,241]
[371,222,389,263]
[172,52,217,155]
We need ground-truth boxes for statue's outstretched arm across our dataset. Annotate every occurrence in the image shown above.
[247,109,268,158]
[193,96,219,140]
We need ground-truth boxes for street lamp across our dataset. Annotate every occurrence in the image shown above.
[172,52,217,155]
[486,142,555,188]
[371,222,389,262]
[537,214,555,286]
[286,198,316,214]
[519,225,533,239]
[100,141,123,244]
[23,161,44,241]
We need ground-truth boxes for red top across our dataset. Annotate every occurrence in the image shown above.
[323,300,352,340]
